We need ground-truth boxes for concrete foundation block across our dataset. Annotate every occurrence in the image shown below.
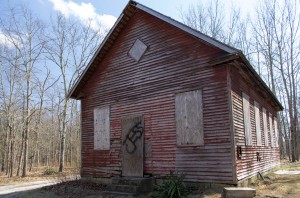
[222,187,256,198]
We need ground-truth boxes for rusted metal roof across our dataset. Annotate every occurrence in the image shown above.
[67,0,283,111]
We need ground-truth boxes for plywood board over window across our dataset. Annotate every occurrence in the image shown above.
[269,113,274,147]
[254,101,262,146]
[94,106,110,150]
[128,39,148,62]
[242,92,252,146]
[262,108,268,146]
[175,90,203,146]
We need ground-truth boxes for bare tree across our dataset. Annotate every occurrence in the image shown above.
[0,5,46,176]
[46,14,103,172]
[29,67,57,171]
[0,40,24,177]
[181,0,300,160]
[251,0,300,161]
[180,0,252,59]
[180,0,224,40]
[0,3,102,174]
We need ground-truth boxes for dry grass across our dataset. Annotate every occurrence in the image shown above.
[0,166,79,186]
[255,161,300,198]
[1,162,299,198]
[187,161,300,198]
[41,180,107,198]
[255,175,300,197]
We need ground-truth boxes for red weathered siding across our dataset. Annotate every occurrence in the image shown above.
[81,9,234,183]
[175,65,233,183]
[230,65,280,182]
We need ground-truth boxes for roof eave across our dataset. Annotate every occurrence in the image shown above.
[210,52,283,111]
[67,12,126,99]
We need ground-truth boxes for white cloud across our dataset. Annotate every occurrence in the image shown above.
[49,0,117,31]
[0,31,15,48]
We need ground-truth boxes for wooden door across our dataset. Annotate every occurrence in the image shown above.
[121,116,144,177]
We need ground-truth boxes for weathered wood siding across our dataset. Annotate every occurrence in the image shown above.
[175,66,233,183]
[81,9,234,183]
[230,65,280,182]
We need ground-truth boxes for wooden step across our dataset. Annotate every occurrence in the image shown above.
[106,177,154,196]
[103,190,136,197]
[108,184,140,193]
[112,177,153,186]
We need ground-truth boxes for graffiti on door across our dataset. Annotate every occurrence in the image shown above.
[122,122,143,154]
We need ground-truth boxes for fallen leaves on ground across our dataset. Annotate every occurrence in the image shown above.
[43,180,107,198]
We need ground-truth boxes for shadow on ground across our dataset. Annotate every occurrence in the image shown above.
[0,180,106,198]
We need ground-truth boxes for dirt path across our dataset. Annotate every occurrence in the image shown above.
[0,175,80,197]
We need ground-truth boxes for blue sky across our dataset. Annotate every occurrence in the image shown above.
[0,0,258,94]
[1,0,257,34]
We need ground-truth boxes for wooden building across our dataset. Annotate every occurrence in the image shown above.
[68,1,283,184]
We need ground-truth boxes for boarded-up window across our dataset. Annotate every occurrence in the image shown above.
[269,113,274,147]
[274,118,279,147]
[128,39,148,62]
[254,101,262,146]
[175,90,203,146]
[262,108,268,146]
[242,93,252,146]
[94,106,110,150]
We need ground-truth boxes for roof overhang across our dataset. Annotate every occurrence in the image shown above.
[210,53,283,111]
[238,53,283,111]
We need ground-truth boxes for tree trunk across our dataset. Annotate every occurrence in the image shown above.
[37,149,40,170]
[22,81,30,177]
[16,135,24,177]
[283,116,291,161]
[291,126,296,162]
[22,126,28,177]
[2,127,8,173]
[5,129,10,175]
[9,126,15,178]
[59,98,68,172]
[59,132,66,172]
